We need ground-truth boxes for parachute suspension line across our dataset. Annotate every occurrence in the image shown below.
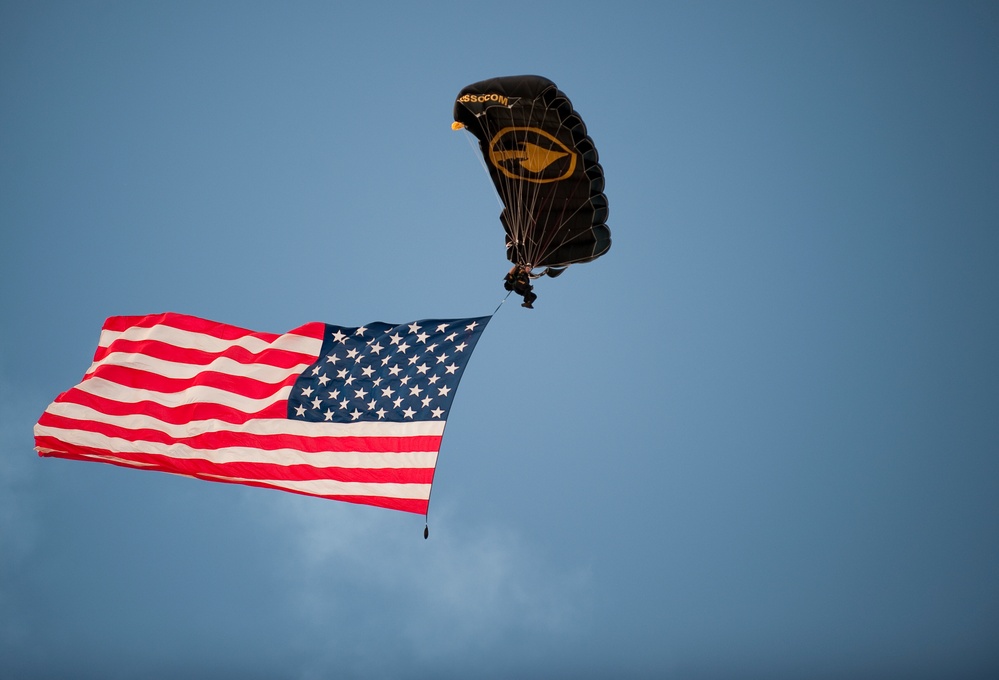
[527,96,553,268]
[507,96,549,271]
[529,93,555,268]
[531,94,564,267]
[519,94,571,269]
[506,124,527,265]
[463,128,504,211]
[467,115,534,269]
[464,111,535,273]
[535,191,594,264]
[459,126,522,312]
[497,113,528,266]
[481,96,539,270]
[516,91,578,271]
[526,96,602,267]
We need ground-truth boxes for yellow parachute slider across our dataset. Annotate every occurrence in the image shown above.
[451,121,465,130]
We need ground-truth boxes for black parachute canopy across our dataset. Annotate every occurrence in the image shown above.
[453,75,610,273]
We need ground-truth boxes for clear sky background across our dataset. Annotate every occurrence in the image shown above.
[2,2,998,678]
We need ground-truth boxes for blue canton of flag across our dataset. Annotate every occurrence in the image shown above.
[288,317,489,424]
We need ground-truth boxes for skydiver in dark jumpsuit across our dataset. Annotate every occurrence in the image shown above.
[504,265,537,308]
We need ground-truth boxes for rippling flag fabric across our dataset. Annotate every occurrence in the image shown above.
[34,312,489,514]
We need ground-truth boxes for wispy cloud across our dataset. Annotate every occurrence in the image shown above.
[250,491,593,676]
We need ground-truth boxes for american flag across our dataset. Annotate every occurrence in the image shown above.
[34,312,490,514]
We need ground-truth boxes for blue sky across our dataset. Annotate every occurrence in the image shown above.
[2,2,998,678]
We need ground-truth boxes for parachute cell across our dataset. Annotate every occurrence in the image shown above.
[453,75,610,284]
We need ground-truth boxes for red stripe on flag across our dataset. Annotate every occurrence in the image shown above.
[51,388,289,426]
[87,364,298,400]
[34,437,436,485]
[91,338,315,371]
[101,312,305,342]
[36,412,444,454]
[36,441,431,514]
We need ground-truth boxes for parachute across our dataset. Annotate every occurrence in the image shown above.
[453,75,610,305]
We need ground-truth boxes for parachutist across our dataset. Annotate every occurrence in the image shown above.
[504,266,537,309]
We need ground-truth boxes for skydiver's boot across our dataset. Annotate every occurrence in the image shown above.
[521,289,537,309]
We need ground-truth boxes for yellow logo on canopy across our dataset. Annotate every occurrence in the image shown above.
[488,127,577,183]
